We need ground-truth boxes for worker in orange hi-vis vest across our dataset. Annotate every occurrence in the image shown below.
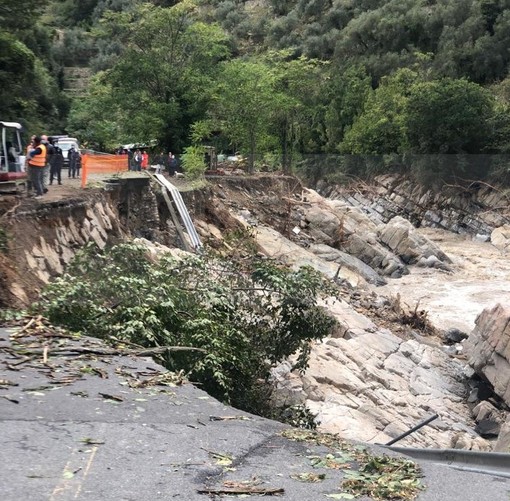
[27,136,47,198]
[141,150,149,170]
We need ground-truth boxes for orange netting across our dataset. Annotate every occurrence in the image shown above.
[81,154,129,188]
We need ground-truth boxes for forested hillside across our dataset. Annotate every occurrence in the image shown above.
[2,0,510,184]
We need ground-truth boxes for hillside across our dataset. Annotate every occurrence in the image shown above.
[3,0,510,188]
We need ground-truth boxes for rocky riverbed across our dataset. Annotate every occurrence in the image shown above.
[209,177,510,451]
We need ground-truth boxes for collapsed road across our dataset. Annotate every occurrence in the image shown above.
[1,322,509,501]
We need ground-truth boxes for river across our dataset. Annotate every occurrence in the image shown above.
[376,227,510,333]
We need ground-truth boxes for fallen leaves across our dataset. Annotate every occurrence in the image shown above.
[290,472,326,483]
[308,453,353,470]
[197,486,284,496]
[198,478,284,496]
[203,448,234,467]
[80,437,105,445]
[282,429,423,500]
[340,455,424,500]
[209,415,252,422]
[116,367,185,389]
[0,378,18,387]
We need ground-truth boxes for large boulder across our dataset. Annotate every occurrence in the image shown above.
[491,224,510,252]
[495,416,510,452]
[379,216,452,269]
[309,244,387,286]
[342,234,408,277]
[466,303,510,407]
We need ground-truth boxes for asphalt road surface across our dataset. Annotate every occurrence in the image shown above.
[1,326,509,501]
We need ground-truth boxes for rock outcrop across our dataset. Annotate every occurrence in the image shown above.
[491,224,510,252]
[495,416,510,452]
[379,216,452,270]
[271,296,489,450]
[318,174,510,238]
[303,190,454,277]
[466,304,510,407]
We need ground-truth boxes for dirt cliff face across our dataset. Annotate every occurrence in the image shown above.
[0,181,150,308]
[0,189,107,307]
[0,175,303,308]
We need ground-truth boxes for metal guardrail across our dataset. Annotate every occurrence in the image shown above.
[153,174,202,251]
[379,414,510,479]
[385,446,510,479]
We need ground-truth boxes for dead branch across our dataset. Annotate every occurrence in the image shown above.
[13,316,40,335]
[0,199,22,221]
[6,345,207,358]
[443,178,509,200]
[197,487,284,496]
[282,196,311,206]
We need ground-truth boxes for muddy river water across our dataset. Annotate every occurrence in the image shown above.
[377,228,510,333]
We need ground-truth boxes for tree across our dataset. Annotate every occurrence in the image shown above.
[340,68,417,155]
[208,58,280,173]
[0,0,44,32]
[37,243,336,411]
[268,52,328,173]
[66,73,125,150]
[406,78,494,154]
[324,64,372,152]
[0,0,65,132]
[69,1,230,150]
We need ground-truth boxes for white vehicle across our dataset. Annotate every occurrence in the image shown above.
[53,136,80,168]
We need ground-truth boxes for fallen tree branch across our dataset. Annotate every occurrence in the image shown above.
[13,316,40,335]
[0,199,22,221]
[197,487,284,496]
[7,345,207,357]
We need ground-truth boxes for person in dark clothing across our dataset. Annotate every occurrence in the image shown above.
[41,135,54,193]
[68,147,77,178]
[75,151,81,178]
[127,149,134,170]
[133,149,142,171]
[49,141,64,185]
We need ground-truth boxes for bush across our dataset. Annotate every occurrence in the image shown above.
[35,242,336,412]
[181,145,207,180]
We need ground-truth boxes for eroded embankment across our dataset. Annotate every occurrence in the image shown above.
[1,173,509,451]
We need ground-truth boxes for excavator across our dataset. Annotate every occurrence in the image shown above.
[0,121,26,193]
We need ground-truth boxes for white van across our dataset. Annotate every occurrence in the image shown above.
[54,137,80,169]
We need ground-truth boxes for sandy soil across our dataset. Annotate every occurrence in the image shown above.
[376,228,510,333]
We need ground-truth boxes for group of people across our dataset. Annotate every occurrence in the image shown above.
[26,135,80,199]
[117,148,179,174]
[132,149,149,171]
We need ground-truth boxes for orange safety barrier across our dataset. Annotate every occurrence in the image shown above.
[81,153,129,188]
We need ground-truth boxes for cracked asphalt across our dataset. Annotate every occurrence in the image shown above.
[1,326,509,501]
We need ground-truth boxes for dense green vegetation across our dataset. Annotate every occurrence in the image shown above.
[35,242,336,416]
[3,0,510,184]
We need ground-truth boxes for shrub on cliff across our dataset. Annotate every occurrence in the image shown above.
[35,242,336,412]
